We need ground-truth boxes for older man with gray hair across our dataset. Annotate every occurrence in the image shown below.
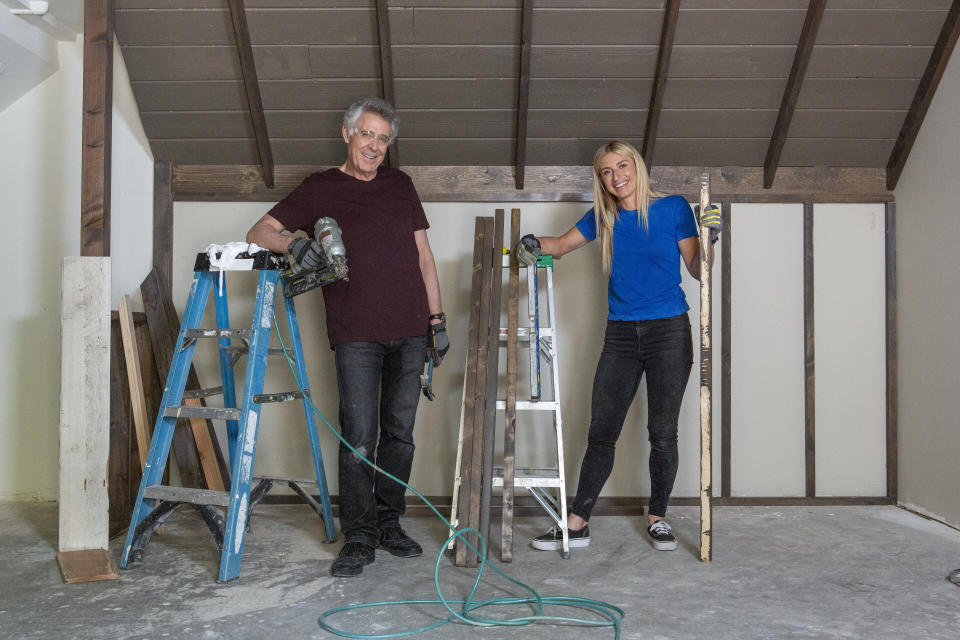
[247,97,448,577]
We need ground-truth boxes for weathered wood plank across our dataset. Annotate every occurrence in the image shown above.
[642,0,680,167]
[885,203,897,500]
[720,202,732,499]
[153,161,173,296]
[501,208,521,562]
[118,296,152,472]
[803,202,815,497]
[514,0,533,188]
[109,313,132,536]
[81,0,113,257]
[60,257,111,552]
[698,173,713,563]
[375,0,399,168]
[173,165,895,203]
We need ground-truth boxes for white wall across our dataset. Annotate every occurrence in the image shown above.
[895,46,960,528]
[0,37,153,501]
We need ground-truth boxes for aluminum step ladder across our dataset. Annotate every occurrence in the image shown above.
[120,250,336,582]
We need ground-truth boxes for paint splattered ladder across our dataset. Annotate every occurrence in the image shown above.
[120,250,336,582]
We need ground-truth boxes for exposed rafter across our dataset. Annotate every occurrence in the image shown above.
[763,0,826,189]
[886,0,960,191]
[375,0,399,169]
[81,0,113,257]
[227,0,274,189]
[514,0,534,189]
[641,0,680,167]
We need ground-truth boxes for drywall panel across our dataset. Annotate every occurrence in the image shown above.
[814,203,886,496]
[730,204,805,496]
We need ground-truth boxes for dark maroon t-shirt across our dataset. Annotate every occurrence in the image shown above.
[268,167,430,348]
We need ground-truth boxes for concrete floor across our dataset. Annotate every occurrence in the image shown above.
[1,502,958,639]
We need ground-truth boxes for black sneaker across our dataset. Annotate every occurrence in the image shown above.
[378,526,423,558]
[331,542,375,577]
[647,520,677,551]
[531,524,590,551]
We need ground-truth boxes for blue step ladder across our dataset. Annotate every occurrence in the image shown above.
[120,250,337,582]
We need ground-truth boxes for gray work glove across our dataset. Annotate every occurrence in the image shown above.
[516,234,541,266]
[427,315,450,367]
[288,236,323,270]
[696,204,722,245]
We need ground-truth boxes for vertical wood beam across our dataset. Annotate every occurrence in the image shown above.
[153,161,173,296]
[720,202,732,499]
[885,203,898,500]
[514,0,534,189]
[886,0,960,190]
[803,202,816,497]
[375,0,399,168]
[227,0,274,189]
[81,0,113,257]
[641,0,680,167]
[763,0,826,189]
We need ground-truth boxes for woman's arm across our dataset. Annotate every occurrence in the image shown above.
[679,235,717,281]
[537,226,591,258]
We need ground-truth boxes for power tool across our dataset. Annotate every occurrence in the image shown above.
[283,217,349,298]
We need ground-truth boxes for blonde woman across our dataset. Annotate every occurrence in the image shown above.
[517,140,719,552]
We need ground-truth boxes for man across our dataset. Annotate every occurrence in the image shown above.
[246,98,448,577]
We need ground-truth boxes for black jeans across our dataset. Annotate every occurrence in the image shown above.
[571,315,693,520]
[334,337,426,547]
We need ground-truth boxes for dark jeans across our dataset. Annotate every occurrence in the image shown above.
[334,336,426,547]
[571,315,693,520]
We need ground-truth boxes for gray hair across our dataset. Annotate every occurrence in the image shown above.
[342,98,399,142]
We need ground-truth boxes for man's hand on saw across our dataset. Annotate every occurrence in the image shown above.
[288,236,323,270]
[427,314,450,367]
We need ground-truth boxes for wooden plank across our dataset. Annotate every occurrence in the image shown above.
[56,549,118,584]
[118,296,152,471]
[698,173,713,563]
[479,210,505,549]
[642,0,680,166]
[455,218,487,567]
[886,0,960,190]
[109,313,132,537]
[803,202,816,497]
[885,203,897,500]
[153,161,173,296]
[514,0,533,189]
[764,0,827,188]
[501,208,521,562]
[227,0,274,189]
[81,0,113,257]
[720,202,732,499]
[60,257,111,552]
[375,0,399,169]
[173,164,895,203]
[140,268,230,490]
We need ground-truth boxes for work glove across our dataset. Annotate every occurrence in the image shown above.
[515,234,541,266]
[288,236,323,270]
[696,204,722,245]
[427,314,450,367]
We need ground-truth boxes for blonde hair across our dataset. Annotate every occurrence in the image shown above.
[591,140,662,273]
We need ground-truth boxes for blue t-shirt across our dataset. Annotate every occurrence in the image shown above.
[575,194,698,321]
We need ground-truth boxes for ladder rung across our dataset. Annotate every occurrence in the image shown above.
[164,406,243,421]
[498,327,554,341]
[253,389,310,404]
[182,386,223,399]
[495,400,558,411]
[492,466,562,488]
[184,328,252,339]
[222,346,291,357]
[144,485,230,507]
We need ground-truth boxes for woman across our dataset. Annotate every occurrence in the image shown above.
[518,140,719,551]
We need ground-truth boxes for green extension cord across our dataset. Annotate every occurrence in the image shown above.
[272,310,624,638]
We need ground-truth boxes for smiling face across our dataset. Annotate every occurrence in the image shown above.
[341,111,391,181]
[597,151,638,210]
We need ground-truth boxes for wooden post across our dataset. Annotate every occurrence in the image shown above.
[698,172,713,563]
[81,0,113,257]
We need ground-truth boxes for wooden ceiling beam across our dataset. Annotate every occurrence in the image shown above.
[514,0,534,190]
[172,165,893,204]
[763,0,826,189]
[227,0,274,189]
[81,0,113,257]
[886,0,960,191]
[375,0,399,169]
[641,0,681,168]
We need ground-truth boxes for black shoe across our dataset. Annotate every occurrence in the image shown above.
[378,526,423,558]
[531,524,590,551]
[331,542,375,577]
[647,520,678,551]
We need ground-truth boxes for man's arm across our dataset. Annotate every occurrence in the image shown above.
[414,229,443,320]
[247,214,293,253]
